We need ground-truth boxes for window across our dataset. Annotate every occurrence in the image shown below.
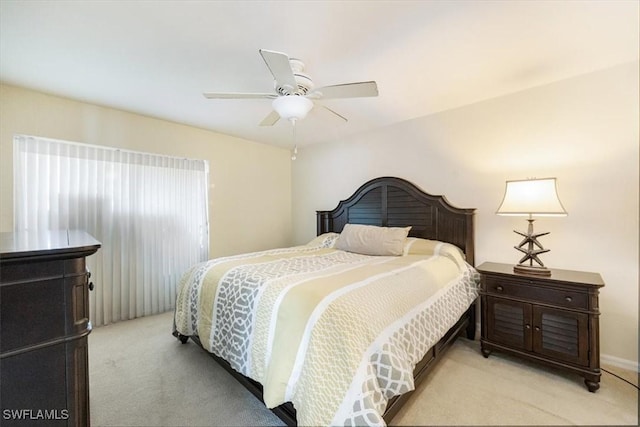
[14,135,209,326]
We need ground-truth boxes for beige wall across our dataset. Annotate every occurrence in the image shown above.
[0,84,292,257]
[292,62,639,369]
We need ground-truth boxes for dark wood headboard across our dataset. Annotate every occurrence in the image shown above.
[316,176,476,265]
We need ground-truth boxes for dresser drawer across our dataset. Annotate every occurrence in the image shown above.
[483,276,588,310]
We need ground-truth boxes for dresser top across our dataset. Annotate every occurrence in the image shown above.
[477,261,605,287]
[0,230,101,261]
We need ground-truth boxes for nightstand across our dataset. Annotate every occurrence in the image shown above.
[477,262,604,392]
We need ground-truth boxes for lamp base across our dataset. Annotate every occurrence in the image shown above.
[514,264,551,276]
[512,218,551,275]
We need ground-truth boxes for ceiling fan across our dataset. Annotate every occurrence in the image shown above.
[203,49,378,126]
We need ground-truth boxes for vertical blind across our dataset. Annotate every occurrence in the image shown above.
[13,135,209,326]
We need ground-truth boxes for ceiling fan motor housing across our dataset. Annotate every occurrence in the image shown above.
[274,58,314,95]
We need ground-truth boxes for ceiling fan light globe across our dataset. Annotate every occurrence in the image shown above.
[272,96,313,121]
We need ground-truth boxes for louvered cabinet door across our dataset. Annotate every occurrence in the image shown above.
[486,297,532,351]
[532,306,589,366]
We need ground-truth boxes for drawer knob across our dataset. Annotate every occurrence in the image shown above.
[496,286,504,292]
[89,282,95,291]
[535,326,540,331]
[565,296,572,302]
[525,324,531,329]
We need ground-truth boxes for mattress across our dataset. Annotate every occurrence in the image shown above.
[174,234,479,426]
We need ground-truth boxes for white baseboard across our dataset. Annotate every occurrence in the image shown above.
[601,353,640,373]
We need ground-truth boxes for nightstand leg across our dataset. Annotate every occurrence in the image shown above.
[584,379,600,392]
[480,343,491,358]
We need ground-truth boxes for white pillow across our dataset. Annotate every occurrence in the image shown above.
[335,224,411,256]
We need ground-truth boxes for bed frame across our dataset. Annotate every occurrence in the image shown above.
[175,176,476,426]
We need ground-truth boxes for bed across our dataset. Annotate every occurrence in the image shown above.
[173,176,478,426]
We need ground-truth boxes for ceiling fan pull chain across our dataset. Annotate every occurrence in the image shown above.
[291,118,298,160]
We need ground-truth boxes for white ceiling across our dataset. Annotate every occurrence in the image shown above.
[1,1,638,148]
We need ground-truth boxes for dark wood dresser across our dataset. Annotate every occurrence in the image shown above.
[0,230,100,426]
[477,262,604,392]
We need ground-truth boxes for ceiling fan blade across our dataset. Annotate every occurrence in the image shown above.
[321,105,348,123]
[259,110,280,126]
[259,49,298,94]
[203,92,276,99]
[313,81,378,99]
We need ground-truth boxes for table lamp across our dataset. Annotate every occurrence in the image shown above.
[496,178,567,276]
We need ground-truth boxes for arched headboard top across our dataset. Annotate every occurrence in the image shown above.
[316,176,475,265]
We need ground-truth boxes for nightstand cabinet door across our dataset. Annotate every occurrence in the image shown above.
[532,306,589,366]
[486,297,532,352]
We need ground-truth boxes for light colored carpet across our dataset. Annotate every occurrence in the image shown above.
[89,311,638,426]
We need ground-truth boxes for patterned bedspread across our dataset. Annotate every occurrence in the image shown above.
[174,234,479,426]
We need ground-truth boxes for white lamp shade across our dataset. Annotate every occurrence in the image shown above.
[272,96,313,121]
[496,178,567,217]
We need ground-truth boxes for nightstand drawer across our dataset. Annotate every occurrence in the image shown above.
[484,276,588,310]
